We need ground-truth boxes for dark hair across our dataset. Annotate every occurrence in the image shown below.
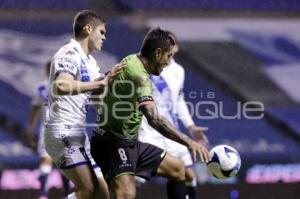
[73,10,105,38]
[167,31,178,44]
[140,27,175,60]
[45,61,51,77]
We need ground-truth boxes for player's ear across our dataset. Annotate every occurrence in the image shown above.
[154,48,162,59]
[83,24,93,35]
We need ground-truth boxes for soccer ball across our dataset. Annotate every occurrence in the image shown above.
[207,145,241,179]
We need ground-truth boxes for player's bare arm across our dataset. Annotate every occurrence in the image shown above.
[188,125,209,144]
[55,62,125,95]
[55,72,106,95]
[140,103,210,163]
[25,104,41,149]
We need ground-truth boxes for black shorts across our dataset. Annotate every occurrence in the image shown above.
[90,133,166,184]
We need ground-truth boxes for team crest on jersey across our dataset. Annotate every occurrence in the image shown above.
[65,50,75,55]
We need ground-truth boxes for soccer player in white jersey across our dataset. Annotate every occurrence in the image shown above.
[138,32,208,199]
[44,10,124,199]
[26,61,70,199]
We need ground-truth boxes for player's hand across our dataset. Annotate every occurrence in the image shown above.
[188,125,209,145]
[25,131,37,150]
[107,62,127,85]
[188,140,210,163]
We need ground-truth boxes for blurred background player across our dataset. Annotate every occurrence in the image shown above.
[25,61,70,199]
[138,32,209,199]
[91,27,210,199]
[44,10,124,199]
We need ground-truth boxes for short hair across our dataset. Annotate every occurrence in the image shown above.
[140,27,175,60]
[167,31,179,52]
[167,31,178,45]
[45,61,51,77]
[73,10,105,38]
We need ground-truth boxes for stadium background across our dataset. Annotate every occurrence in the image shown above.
[0,0,300,198]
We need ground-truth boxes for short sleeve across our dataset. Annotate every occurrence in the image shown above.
[31,83,48,107]
[53,49,79,79]
[135,74,154,107]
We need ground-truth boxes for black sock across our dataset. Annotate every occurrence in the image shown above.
[187,185,196,199]
[167,181,188,199]
[62,175,70,197]
[39,174,48,196]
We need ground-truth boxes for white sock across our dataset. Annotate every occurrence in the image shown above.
[67,192,78,199]
[185,178,197,187]
[40,164,52,175]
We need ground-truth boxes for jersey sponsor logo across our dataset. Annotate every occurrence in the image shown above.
[56,155,74,168]
[58,63,73,70]
[119,163,132,168]
[58,57,78,66]
[57,59,77,73]
[59,133,75,154]
[94,127,107,135]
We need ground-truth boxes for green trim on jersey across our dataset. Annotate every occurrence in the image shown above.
[98,54,153,142]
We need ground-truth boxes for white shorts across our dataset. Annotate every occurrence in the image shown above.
[44,124,102,177]
[139,128,193,167]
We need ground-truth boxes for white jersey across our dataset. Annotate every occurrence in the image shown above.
[139,59,194,166]
[44,39,103,174]
[47,39,101,127]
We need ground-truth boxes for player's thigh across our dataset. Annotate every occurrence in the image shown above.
[110,174,136,199]
[91,134,136,184]
[61,164,97,191]
[156,153,185,181]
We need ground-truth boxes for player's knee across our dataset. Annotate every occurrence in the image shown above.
[185,168,196,182]
[83,188,95,199]
[95,178,109,199]
[170,160,185,181]
[185,173,194,182]
[77,190,94,199]
[115,186,136,199]
[77,183,96,199]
